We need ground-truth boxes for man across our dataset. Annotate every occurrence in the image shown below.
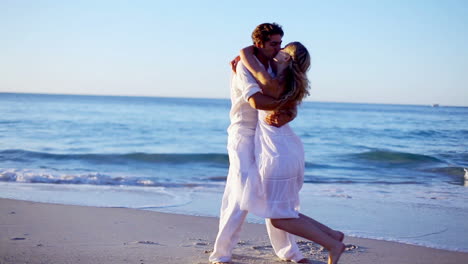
[209,23,307,264]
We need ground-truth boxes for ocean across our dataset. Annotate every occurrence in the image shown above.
[1,93,467,251]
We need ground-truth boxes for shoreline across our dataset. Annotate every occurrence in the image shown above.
[1,198,467,264]
[1,180,467,253]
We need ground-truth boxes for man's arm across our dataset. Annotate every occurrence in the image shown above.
[249,94,297,127]
[247,92,283,111]
[237,60,293,125]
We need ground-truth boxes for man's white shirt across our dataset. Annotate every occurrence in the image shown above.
[228,60,273,136]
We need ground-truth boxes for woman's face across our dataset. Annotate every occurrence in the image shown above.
[273,49,291,64]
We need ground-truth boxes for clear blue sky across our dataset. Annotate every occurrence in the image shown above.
[1,0,467,106]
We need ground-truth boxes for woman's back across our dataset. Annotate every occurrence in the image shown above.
[255,109,304,178]
[241,109,304,218]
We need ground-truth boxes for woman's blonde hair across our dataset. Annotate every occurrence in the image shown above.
[279,42,311,106]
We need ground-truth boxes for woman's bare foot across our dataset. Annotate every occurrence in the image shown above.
[328,243,345,264]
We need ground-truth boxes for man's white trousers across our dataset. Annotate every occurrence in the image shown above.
[209,134,304,263]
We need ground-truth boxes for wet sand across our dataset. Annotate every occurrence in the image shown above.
[1,198,466,264]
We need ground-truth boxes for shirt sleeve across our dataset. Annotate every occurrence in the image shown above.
[236,61,262,102]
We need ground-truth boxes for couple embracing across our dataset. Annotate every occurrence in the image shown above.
[210,23,345,264]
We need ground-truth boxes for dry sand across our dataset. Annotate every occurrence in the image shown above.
[1,198,466,264]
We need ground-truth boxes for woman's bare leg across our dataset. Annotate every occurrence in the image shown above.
[270,215,345,264]
[327,244,345,264]
[298,213,344,242]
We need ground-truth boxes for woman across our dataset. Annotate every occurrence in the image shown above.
[239,42,346,264]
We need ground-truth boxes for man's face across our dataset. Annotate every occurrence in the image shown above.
[257,34,282,59]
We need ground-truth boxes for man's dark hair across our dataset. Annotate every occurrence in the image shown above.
[251,23,284,46]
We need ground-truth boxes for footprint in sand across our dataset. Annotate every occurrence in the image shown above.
[237,240,249,246]
[136,241,161,245]
[11,237,26,241]
[252,245,273,250]
[345,244,364,253]
[125,240,163,246]
[189,238,210,246]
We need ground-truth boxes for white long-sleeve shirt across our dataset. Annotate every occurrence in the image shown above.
[227,60,273,136]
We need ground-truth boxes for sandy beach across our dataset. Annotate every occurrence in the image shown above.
[0,198,466,264]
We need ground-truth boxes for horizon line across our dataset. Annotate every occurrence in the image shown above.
[1,91,466,108]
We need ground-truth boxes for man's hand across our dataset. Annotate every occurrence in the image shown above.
[230,56,240,73]
[265,106,297,127]
[265,111,293,127]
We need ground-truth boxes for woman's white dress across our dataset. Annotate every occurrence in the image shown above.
[240,109,304,219]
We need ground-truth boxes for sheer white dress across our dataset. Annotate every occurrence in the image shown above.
[240,109,304,219]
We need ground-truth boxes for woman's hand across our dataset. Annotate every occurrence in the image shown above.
[230,56,240,73]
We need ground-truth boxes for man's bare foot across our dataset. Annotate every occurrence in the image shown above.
[327,243,345,264]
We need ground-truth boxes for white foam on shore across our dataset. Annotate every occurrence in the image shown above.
[0,182,192,209]
[0,168,206,188]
